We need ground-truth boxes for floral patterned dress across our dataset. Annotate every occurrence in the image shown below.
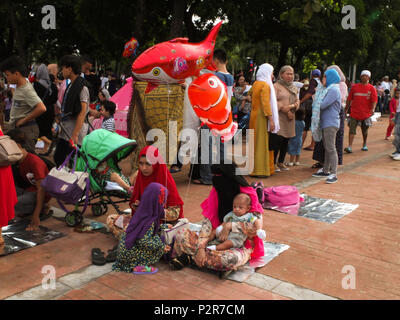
[112,222,166,272]
[173,219,253,271]
[106,206,181,239]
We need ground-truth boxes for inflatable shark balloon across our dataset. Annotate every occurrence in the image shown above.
[131,22,222,93]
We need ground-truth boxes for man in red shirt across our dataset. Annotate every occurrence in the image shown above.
[344,70,377,153]
[7,128,51,231]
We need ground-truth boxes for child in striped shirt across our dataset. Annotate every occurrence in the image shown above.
[100,100,116,132]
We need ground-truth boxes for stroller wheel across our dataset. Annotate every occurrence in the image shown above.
[65,210,83,227]
[92,203,103,217]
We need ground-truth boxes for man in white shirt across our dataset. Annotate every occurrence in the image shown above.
[381,76,391,92]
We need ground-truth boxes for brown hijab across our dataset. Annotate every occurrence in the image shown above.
[277,65,298,96]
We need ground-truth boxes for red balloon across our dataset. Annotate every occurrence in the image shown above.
[123,37,139,58]
[131,22,223,94]
[188,73,237,142]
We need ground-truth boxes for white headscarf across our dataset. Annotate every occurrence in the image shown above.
[256,63,280,134]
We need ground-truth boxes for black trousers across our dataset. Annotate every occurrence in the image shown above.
[269,133,289,164]
[54,138,74,168]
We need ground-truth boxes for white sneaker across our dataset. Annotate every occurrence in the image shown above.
[295,162,301,166]
[326,174,338,184]
[393,154,400,161]
[390,152,400,158]
[287,162,294,167]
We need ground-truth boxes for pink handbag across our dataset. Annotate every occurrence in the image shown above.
[263,186,300,207]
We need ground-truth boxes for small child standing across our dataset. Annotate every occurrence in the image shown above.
[100,100,116,132]
[386,88,400,140]
[287,107,306,166]
[207,193,266,251]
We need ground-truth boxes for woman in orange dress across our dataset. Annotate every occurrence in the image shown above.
[0,127,17,246]
[249,63,279,177]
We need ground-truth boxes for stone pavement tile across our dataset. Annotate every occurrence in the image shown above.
[135,283,198,300]
[272,282,337,300]
[244,273,282,291]
[244,286,291,300]
[58,264,113,288]
[59,288,101,300]
[6,281,71,300]
[82,281,131,300]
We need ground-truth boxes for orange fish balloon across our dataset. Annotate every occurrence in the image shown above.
[188,73,238,142]
[123,37,139,58]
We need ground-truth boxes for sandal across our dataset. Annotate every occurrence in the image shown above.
[169,166,182,174]
[106,245,118,263]
[219,269,234,279]
[91,248,107,266]
[169,254,190,270]
[39,208,53,221]
[133,266,158,275]
[192,179,212,185]
[311,162,323,169]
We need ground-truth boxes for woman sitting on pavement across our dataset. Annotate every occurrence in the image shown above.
[106,145,184,239]
[170,163,264,273]
[112,183,171,274]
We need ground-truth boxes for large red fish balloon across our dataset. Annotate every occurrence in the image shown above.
[123,37,139,58]
[188,73,238,142]
[131,22,222,93]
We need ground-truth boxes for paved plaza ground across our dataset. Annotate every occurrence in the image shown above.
[1,115,399,300]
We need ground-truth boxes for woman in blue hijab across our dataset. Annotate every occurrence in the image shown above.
[312,69,342,184]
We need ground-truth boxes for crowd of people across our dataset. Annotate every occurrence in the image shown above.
[0,49,399,276]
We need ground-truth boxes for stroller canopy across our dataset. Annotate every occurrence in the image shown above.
[80,129,137,169]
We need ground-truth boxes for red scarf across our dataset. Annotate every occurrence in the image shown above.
[129,146,184,218]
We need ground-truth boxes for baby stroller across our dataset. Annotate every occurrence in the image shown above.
[55,125,137,227]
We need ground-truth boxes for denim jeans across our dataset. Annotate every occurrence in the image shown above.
[393,113,400,153]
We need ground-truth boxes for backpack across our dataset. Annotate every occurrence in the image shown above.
[263,185,300,207]
[0,135,23,166]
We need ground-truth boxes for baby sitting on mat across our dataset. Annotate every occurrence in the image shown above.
[207,193,266,251]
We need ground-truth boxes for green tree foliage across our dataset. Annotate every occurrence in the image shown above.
[1,0,400,81]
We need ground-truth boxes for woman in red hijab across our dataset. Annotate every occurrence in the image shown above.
[107,145,184,239]
[0,127,17,246]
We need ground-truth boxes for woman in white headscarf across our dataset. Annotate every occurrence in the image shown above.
[249,63,279,177]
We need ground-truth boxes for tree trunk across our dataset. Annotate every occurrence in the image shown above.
[277,43,289,71]
[134,0,146,41]
[169,0,186,38]
[6,0,26,63]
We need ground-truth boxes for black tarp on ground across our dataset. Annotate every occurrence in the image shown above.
[0,218,65,257]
